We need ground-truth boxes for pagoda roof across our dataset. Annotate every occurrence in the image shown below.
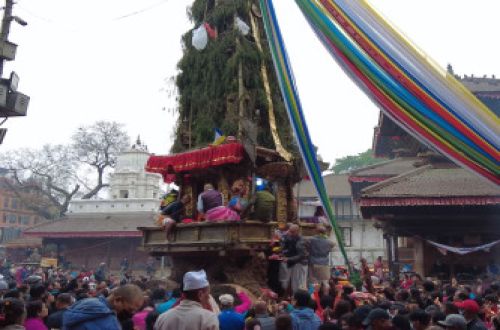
[372,113,426,158]
[460,75,500,93]
[360,165,500,207]
[296,173,352,198]
[349,157,420,182]
[24,212,156,238]
[2,236,42,249]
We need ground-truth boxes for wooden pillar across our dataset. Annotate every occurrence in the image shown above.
[56,242,60,260]
[218,176,230,205]
[183,184,193,217]
[287,180,297,222]
[106,241,111,269]
[128,241,135,271]
[392,235,400,276]
[276,182,288,222]
[384,234,393,279]
[414,238,425,276]
[84,242,90,270]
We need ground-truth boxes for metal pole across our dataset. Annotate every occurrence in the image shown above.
[0,0,14,77]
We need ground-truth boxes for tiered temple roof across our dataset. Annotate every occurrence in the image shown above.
[24,212,156,238]
[360,165,499,208]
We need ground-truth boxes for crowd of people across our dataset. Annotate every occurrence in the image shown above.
[0,251,498,330]
[0,182,498,329]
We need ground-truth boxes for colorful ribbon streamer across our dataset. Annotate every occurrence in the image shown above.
[260,0,352,269]
[294,0,499,184]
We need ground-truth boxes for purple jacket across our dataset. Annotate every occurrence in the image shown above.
[24,317,48,330]
[201,189,223,213]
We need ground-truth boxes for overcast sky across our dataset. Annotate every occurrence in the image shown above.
[2,0,499,165]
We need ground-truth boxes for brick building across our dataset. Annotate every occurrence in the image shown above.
[0,177,44,243]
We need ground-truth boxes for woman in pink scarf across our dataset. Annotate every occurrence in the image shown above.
[132,300,155,330]
[24,301,48,330]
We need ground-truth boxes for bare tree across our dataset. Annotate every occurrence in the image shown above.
[72,121,130,199]
[0,145,80,218]
[0,121,131,218]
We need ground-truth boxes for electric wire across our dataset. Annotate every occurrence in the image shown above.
[15,0,171,29]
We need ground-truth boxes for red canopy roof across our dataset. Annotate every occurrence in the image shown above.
[146,143,246,182]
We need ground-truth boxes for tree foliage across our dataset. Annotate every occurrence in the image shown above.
[331,149,386,174]
[0,121,130,218]
[171,0,295,152]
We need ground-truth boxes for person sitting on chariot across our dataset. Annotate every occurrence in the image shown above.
[161,194,191,241]
[227,179,249,218]
[197,183,240,222]
[249,181,276,222]
[159,189,178,211]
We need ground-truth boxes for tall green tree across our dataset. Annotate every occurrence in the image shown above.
[331,149,386,174]
[171,0,295,155]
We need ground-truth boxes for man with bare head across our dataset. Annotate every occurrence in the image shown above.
[197,183,224,218]
[254,300,276,330]
[63,284,144,330]
[309,224,334,286]
[279,224,309,295]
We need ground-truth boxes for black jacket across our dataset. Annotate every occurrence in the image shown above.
[282,235,308,266]
[467,317,488,330]
[46,308,67,329]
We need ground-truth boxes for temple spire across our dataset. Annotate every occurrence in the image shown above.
[131,135,148,152]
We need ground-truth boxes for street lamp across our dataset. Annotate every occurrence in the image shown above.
[0,0,30,129]
[0,71,29,117]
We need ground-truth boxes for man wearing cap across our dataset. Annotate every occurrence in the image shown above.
[218,293,244,330]
[254,300,276,330]
[438,314,467,330]
[154,270,218,330]
[363,308,392,330]
[455,300,487,330]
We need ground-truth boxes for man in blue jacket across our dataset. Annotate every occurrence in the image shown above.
[290,290,321,330]
[63,284,144,330]
[218,293,245,330]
